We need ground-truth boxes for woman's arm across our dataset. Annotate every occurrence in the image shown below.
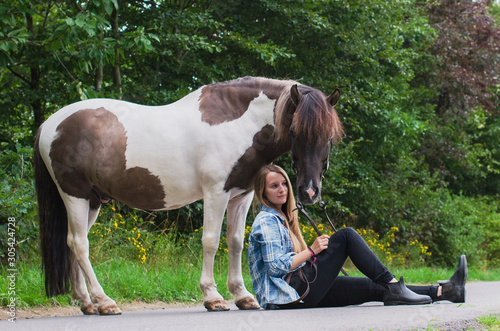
[290,234,330,270]
[251,215,300,277]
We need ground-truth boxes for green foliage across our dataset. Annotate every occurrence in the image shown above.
[444,110,500,196]
[89,203,154,264]
[0,145,38,263]
[476,314,500,330]
[88,200,211,265]
[429,193,487,267]
[301,223,432,268]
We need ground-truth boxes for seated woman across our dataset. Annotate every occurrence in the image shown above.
[248,164,467,309]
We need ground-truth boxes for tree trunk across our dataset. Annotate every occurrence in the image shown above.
[26,12,44,137]
[111,8,122,99]
[30,66,43,130]
[95,64,103,91]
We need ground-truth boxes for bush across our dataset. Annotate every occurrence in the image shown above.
[299,222,431,268]
[89,201,207,266]
[322,144,499,269]
[432,194,500,268]
[0,144,38,264]
[89,202,158,264]
[484,211,500,268]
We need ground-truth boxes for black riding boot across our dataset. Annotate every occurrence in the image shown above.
[437,255,467,303]
[383,276,432,306]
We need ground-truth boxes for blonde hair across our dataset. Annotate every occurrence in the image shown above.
[253,164,308,253]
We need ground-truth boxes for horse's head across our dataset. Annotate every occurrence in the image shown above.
[275,84,343,205]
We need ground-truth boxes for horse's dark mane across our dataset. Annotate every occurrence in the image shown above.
[274,84,344,145]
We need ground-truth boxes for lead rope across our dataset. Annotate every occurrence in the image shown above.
[295,201,349,276]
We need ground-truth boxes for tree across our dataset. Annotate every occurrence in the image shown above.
[0,0,159,146]
[427,0,500,118]
[417,0,500,193]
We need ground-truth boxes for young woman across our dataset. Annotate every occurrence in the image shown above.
[248,164,467,309]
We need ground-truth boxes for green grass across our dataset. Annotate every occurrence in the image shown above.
[417,314,500,331]
[2,247,499,310]
[0,248,254,309]
[477,314,500,331]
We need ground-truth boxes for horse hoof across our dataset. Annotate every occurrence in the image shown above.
[98,304,122,315]
[81,304,98,315]
[204,299,230,311]
[235,297,260,310]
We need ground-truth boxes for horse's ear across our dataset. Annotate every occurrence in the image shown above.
[327,88,341,107]
[290,84,302,106]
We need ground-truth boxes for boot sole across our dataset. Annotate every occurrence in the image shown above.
[384,299,432,306]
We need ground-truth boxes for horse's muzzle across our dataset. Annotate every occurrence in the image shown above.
[297,182,320,205]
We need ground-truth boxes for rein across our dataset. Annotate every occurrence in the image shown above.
[295,201,349,276]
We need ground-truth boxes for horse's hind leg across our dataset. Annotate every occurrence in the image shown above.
[71,258,96,314]
[226,192,260,310]
[63,195,121,315]
[70,206,101,315]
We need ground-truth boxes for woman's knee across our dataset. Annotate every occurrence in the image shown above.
[335,227,363,244]
[337,227,357,237]
[329,227,358,245]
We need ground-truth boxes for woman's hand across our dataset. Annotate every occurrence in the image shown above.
[310,234,330,255]
[290,234,330,270]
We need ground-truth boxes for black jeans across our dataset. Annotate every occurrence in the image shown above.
[279,227,439,309]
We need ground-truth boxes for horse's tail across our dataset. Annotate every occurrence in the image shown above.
[34,128,72,297]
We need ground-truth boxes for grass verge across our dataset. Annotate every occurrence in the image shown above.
[477,314,500,330]
[1,251,499,310]
[0,250,253,309]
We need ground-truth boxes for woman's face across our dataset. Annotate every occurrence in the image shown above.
[264,171,288,210]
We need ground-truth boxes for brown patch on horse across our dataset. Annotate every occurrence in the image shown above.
[199,77,290,125]
[49,108,166,210]
[224,125,288,191]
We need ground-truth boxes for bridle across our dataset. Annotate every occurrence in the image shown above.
[295,199,349,276]
[289,130,348,275]
[289,130,332,180]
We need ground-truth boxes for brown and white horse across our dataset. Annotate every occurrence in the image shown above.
[34,76,343,314]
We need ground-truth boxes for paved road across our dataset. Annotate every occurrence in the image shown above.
[5,281,500,331]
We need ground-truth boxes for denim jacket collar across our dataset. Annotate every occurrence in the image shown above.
[260,204,285,222]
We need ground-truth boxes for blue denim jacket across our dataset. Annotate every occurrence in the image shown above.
[248,205,305,309]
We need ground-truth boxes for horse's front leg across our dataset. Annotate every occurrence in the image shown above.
[200,192,230,311]
[226,192,260,310]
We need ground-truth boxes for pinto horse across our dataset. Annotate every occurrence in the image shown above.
[33,76,343,315]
